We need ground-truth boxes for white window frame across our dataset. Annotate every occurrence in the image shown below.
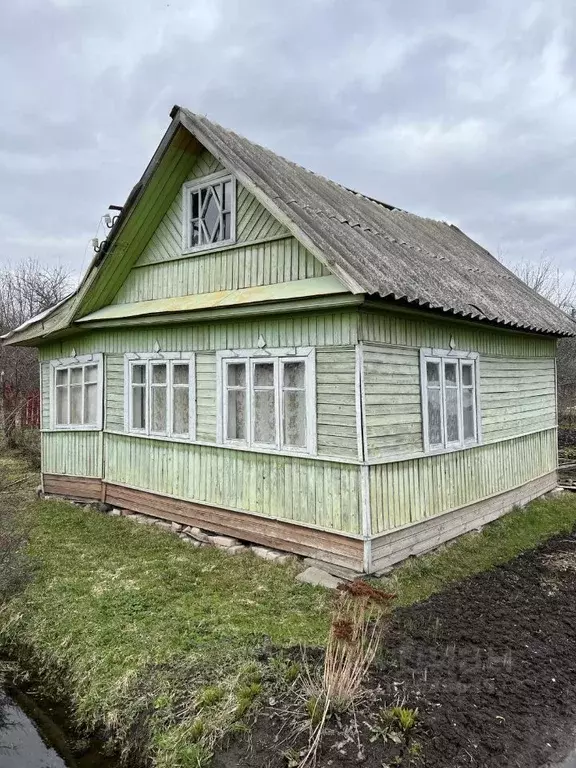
[124,353,196,441]
[216,347,317,456]
[420,348,482,454]
[50,353,103,431]
[182,170,236,255]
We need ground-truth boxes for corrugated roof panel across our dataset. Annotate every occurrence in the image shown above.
[180,109,575,337]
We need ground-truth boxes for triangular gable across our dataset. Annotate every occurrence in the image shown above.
[109,147,327,307]
[70,115,353,322]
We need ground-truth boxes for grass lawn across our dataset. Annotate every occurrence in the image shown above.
[3,449,576,766]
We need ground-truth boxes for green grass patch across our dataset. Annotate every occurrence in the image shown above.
[381,493,576,605]
[3,448,576,766]
[0,455,329,766]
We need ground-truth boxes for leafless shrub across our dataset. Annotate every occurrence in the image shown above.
[0,259,73,447]
[298,581,395,767]
[505,254,576,315]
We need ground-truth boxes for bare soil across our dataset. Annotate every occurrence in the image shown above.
[216,531,576,768]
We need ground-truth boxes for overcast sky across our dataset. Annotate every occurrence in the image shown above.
[1,0,576,284]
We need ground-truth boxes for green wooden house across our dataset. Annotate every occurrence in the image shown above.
[5,106,575,573]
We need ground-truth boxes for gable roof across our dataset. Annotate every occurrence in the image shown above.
[4,106,575,345]
[177,108,575,337]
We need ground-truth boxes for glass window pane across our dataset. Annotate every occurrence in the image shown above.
[70,367,83,385]
[70,386,82,424]
[254,390,276,445]
[56,368,68,386]
[283,390,306,448]
[56,387,68,425]
[462,363,473,388]
[84,383,98,424]
[132,364,146,385]
[227,389,246,440]
[173,363,189,386]
[132,387,146,430]
[444,362,457,385]
[152,363,167,384]
[151,387,167,433]
[227,362,245,388]
[190,220,200,247]
[84,365,98,383]
[446,387,459,442]
[173,388,190,435]
[223,181,232,212]
[463,388,475,440]
[191,191,199,219]
[427,389,442,445]
[283,361,305,389]
[203,189,220,239]
[426,361,439,385]
[223,212,231,240]
[254,362,274,387]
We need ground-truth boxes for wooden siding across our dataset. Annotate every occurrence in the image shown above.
[112,238,328,304]
[104,433,362,534]
[77,128,203,316]
[110,148,321,306]
[41,362,50,429]
[360,310,557,358]
[480,356,556,441]
[370,471,557,572]
[369,428,557,534]
[316,347,357,458]
[196,352,216,442]
[135,149,287,267]
[43,474,103,501]
[42,431,102,478]
[38,312,359,360]
[363,342,557,459]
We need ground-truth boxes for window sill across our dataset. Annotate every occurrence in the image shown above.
[181,238,236,257]
[48,425,103,432]
[424,440,481,457]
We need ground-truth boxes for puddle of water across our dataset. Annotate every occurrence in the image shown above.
[0,683,119,768]
[1,692,67,767]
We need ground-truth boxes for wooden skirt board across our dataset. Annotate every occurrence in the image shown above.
[41,474,365,571]
[369,471,558,574]
[43,474,102,502]
[42,471,557,573]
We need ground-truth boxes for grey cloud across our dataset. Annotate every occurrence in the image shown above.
[1,0,576,279]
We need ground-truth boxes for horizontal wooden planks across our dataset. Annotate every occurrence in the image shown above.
[369,428,557,534]
[196,352,216,441]
[43,474,103,501]
[104,433,362,534]
[104,483,364,570]
[370,471,557,572]
[38,312,359,360]
[42,431,102,478]
[362,344,422,459]
[316,346,358,459]
[360,310,557,358]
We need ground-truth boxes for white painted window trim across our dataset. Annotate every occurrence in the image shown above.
[216,347,317,456]
[181,170,236,255]
[49,353,103,431]
[420,348,482,454]
[123,352,196,441]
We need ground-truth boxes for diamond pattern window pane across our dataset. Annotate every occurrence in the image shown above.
[188,178,233,248]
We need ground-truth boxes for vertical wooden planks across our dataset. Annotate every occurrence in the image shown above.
[103,433,363,534]
[369,428,557,534]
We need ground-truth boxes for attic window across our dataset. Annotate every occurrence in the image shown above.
[182,171,236,253]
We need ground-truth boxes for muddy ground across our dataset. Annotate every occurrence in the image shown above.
[217,531,576,768]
